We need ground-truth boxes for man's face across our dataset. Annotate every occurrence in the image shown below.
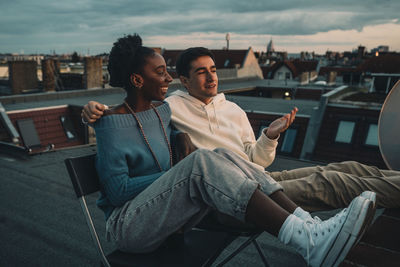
[180,56,218,104]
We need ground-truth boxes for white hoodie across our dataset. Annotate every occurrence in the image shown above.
[166,90,278,169]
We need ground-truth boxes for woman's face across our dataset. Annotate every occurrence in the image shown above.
[139,53,173,102]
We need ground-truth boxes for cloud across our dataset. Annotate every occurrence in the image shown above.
[0,0,399,53]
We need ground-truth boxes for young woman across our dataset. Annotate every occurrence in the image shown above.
[93,34,375,267]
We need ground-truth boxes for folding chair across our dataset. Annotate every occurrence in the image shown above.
[65,154,243,267]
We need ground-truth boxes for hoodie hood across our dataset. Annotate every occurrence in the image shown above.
[169,90,225,133]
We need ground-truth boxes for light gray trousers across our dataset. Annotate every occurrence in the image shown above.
[270,161,400,211]
[106,148,282,253]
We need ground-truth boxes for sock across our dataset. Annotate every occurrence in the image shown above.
[293,207,312,221]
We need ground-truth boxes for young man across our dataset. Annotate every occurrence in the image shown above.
[82,47,400,211]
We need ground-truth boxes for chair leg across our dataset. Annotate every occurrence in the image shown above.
[216,234,261,267]
[252,240,270,267]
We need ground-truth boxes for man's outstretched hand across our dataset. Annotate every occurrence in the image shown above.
[81,101,108,123]
[266,107,298,139]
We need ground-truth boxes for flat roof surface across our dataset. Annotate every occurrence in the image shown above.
[1,80,399,266]
[1,146,399,266]
[0,146,312,266]
[225,95,318,116]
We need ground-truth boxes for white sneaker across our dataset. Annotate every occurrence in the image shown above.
[360,191,376,208]
[359,191,377,234]
[295,191,376,223]
[279,195,374,267]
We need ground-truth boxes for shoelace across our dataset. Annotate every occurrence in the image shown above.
[305,210,347,264]
[281,213,343,266]
[280,218,315,266]
[302,219,315,265]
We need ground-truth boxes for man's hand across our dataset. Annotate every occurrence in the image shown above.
[174,133,197,164]
[265,107,298,139]
[81,101,108,123]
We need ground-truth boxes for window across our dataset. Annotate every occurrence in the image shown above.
[281,128,297,153]
[285,72,291,80]
[335,121,355,143]
[277,72,283,80]
[60,116,77,140]
[365,124,378,146]
[16,118,41,148]
[224,59,230,67]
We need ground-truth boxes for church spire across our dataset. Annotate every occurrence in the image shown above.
[267,37,275,53]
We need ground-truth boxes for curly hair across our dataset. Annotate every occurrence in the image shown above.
[176,47,216,78]
[107,34,155,90]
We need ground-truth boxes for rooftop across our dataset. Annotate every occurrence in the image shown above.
[0,78,399,266]
[1,146,399,266]
[225,95,318,117]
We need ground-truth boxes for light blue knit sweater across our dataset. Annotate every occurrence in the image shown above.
[94,102,173,219]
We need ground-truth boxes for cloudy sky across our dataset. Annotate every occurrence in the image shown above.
[1,0,400,55]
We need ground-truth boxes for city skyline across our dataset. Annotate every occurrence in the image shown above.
[1,0,400,55]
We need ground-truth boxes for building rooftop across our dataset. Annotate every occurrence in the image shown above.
[225,95,318,117]
[0,77,399,266]
[0,78,323,112]
[1,145,399,266]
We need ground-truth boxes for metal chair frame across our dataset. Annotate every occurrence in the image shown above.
[65,153,269,266]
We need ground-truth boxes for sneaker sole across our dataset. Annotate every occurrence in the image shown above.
[321,197,374,267]
[360,191,376,210]
[334,199,376,267]
[359,191,377,234]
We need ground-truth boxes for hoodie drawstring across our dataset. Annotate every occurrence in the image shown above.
[212,102,220,130]
[203,102,220,133]
[204,106,214,133]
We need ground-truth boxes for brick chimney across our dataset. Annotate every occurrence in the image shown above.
[41,59,60,92]
[84,57,103,89]
[299,72,309,85]
[327,71,337,85]
[8,61,38,94]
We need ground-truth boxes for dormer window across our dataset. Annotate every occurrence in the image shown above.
[365,124,378,146]
[335,120,355,144]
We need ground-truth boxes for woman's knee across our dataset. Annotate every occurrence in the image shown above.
[213,147,230,153]
[193,148,211,155]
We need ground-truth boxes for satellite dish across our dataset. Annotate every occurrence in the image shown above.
[378,80,400,170]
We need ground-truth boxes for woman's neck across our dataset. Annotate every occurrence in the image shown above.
[125,94,151,113]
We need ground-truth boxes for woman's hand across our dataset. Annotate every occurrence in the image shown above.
[266,107,298,139]
[81,101,108,123]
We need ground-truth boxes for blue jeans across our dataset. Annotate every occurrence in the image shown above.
[106,148,282,253]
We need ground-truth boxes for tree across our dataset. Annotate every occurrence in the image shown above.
[71,52,80,63]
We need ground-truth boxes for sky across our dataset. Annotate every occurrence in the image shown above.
[1,0,400,55]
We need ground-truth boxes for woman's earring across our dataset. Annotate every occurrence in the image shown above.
[136,79,142,89]
[131,74,142,89]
